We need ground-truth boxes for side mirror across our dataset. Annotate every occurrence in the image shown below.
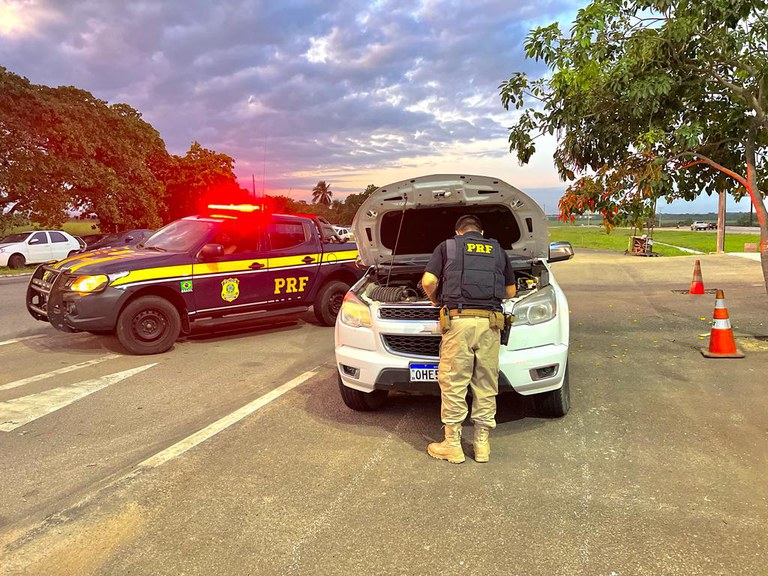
[198,243,224,259]
[124,236,134,243]
[548,241,575,262]
[29,238,41,245]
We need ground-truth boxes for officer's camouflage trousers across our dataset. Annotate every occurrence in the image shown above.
[437,316,500,428]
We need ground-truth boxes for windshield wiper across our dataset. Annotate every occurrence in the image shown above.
[143,246,167,252]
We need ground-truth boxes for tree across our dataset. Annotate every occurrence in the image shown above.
[312,181,333,207]
[0,67,172,231]
[162,141,245,221]
[335,183,377,223]
[500,0,768,294]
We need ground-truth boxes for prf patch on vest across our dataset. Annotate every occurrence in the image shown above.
[465,242,493,254]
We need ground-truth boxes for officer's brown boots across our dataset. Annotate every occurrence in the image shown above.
[473,425,491,463]
[427,424,465,464]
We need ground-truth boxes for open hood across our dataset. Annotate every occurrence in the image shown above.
[352,174,549,266]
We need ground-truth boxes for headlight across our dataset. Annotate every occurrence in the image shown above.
[339,291,371,328]
[511,285,557,326]
[69,274,109,293]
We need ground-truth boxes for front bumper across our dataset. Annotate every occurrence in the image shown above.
[27,265,124,332]
[336,342,568,395]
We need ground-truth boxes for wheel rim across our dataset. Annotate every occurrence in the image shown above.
[329,291,344,316]
[131,309,168,342]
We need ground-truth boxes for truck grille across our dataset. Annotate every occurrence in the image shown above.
[382,335,441,358]
[379,306,439,321]
[27,265,63,317]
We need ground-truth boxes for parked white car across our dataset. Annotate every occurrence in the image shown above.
[334,174,574,416]
[333,226,355,242]
[691,221,716,230]
[0,230,82,269]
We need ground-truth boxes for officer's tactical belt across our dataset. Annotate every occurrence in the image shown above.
[448,309,493,318]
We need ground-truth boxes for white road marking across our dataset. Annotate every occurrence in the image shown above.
[0,364,156,432]
[136,370,318,470]
[0,335,46,347]
[0,355,120,392]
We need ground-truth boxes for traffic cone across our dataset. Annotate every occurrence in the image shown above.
[700,289,744,358]
[689,259,705,294]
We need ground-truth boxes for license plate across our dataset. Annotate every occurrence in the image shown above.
[409,363,438,382]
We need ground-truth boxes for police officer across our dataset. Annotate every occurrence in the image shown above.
[421,215,517,463]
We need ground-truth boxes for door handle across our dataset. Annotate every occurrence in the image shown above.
[302,256,315,264]
[249,262,265,270]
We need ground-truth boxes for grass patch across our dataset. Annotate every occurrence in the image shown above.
[0,265,36,275]
[7,220,100,236]
[652,229,761,253]
[548,225,761,256]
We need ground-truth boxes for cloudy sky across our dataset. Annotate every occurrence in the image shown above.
[0,0,748,213]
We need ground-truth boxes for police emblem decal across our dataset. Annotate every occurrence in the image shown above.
[221,278,240,302]
[180,280,193,293]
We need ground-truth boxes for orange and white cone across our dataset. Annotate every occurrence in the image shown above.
[689,259,705,294]
[700,289,744,358]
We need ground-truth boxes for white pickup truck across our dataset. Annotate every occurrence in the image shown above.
[334,174,574,417]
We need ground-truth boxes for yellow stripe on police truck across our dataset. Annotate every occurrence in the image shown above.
[321,250,358,263]
[269,253,322,269]
[111,265,194,286]
[66,250,140,272]
[192,259,268,275]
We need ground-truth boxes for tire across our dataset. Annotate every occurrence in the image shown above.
[116,296,181,355]
[533,363,571,418]
[314,280,350,326]
[67,251,78,258]
[338,375,388,411]
[8,253,25,269]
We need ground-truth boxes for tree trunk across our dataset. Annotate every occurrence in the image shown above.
[716,189,725,253]
[744,137,768,296]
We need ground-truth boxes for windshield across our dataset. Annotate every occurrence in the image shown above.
[0,233,31,244]
[142,220,217,253]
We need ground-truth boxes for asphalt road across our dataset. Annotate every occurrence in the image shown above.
[1,253,767,576]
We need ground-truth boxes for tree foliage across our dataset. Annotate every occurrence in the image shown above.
[311,180,333,207]
[0,67,171,231]
[0,67,246,233]
[264,183,376,225]
[162,141,244,221]
[500,0,768,291]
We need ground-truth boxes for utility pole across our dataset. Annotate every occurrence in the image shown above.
[716,189,726,253]
[252,174,257,200]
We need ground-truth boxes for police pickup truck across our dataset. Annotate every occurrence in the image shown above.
[27,205,362,354]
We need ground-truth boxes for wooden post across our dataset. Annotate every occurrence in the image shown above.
[717,190,726,253]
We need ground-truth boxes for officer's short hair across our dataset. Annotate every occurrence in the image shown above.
[455,215,482,233]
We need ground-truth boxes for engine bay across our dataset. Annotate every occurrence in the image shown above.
[357,256,550,304]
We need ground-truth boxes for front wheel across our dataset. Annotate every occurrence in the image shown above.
[116,296,181,355]
[533,363,571,418]
[8,253,25,269]
[338,375,388,411]
[314,280,350,326]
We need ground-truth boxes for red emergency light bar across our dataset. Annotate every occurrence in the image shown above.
[207,203,262,213]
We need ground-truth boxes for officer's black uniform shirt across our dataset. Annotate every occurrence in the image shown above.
[424,231,516,311]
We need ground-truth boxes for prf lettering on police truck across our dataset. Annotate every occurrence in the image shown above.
[274,276,310,294]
